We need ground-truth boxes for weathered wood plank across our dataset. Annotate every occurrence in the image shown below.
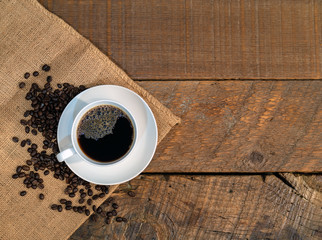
[40,0,109,54]
[138,81,322,173]
[70,174,322,240]
[39,0,321,80]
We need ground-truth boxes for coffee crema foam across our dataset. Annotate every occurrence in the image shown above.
[77,105,128,140]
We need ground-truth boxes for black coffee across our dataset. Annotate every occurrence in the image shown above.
[77,105,134,163]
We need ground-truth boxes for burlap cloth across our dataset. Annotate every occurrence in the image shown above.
[0,0,180,239]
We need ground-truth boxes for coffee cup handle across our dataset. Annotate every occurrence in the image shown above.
[56,148,76,162]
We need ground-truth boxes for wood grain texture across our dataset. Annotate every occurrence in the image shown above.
[70,174,322,240]
[39,0,109,54]
[137,81,322,173]
[39,0,321,80]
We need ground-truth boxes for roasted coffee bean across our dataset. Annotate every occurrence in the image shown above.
[16,166,22,173]
[42,64,51,72]
[87,189,93,196]
[92,195,99,200]
[24,72,30,79]
[39,193,44,200]
[20,191,27,196]
[31,143,37,149]
[57,84,62,88]
[105,217,110,224]
[38,184,44,189]
[92,205,97,212]
[19,82,26,89]
[107,197,114,203]
[33,71,39,77]
[26,139,31,145]
[90,214,98,222]
[57,205,63,212]
[20,140,26,147]
[69,193,75,198]
[66,201,72,206]
[77,207,83,214]
[96,207,102,214]
[12,174,19,179]
[51,204,58,210]
[25,93,32,100]
[26,160,32,166]
[59,199,67,204]
[65,206,72,210]
[22,165,30,171]
[25,126,30,134]
[78,199,84,204]
[95,185,101,191]
[12,79,94,215]
[12,136,19,143]
[80,193,86,198]
[86,199,92,206]
[112,203,119,209]
[30,151,37,157]
[31,82,38,89]
[106,211,113,217]
[20,119,27,126]
[116,217,123,222]
[99,193,105,198]
[111,210,117,216]
[122,218,127,222]
[128,191,135,197]
[85,209,90,216]
[18,172,26,178]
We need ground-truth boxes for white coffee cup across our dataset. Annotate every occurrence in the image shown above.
[57,99,137,165]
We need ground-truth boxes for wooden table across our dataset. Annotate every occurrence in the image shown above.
[39,1,321,239]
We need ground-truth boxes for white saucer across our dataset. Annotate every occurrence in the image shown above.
[57,85,158,185]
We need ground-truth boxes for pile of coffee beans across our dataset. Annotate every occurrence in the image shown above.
[11,64,134,224]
